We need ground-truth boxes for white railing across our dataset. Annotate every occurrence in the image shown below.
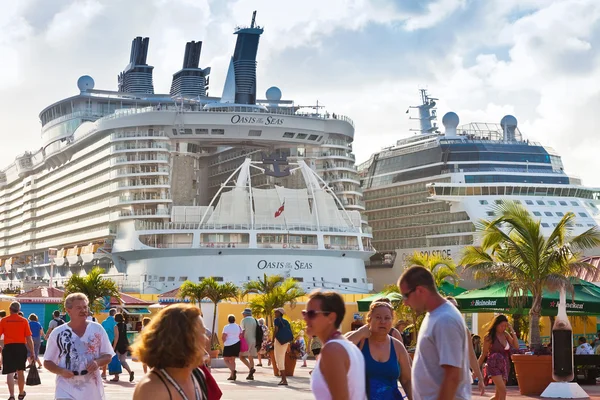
[134,220,362,233]
[97,105,355,127]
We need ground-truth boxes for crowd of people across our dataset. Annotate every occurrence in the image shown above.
[1,266,598,399]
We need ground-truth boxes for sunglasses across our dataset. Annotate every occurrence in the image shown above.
[301,310,330,320]
[72,370,88,376]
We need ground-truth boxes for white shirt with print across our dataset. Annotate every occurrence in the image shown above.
[45,321,115,400]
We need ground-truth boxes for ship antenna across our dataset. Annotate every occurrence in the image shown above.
[251,10,257,28]
[408,88,438,135]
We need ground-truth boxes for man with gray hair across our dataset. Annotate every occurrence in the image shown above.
[0,301,35,400]
[44,293,114,400]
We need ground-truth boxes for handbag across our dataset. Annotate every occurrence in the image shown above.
[199,365,222,400]
[26,364,41,386]
[276,318,293,345]
[239,334,249,353]
[108,354,122,375]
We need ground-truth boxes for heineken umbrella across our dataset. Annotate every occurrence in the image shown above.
[439,281,467,297]
[456,277,600,316]
[357,291,402,312]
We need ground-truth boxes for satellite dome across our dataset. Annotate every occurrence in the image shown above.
[77,75,95,92]
[500,114,518,128]
[442,112,459,129]
[266,86,282,101]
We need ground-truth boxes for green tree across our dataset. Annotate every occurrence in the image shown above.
[179,278,239,346]
[62,267,121,314]
[405,252,460,289]
[460,201,600,349]
[243,274,305,327]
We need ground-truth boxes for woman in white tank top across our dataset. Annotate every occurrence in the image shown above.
[304,291,366,400]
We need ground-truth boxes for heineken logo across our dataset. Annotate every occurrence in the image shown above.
[549,301,584,310]
[471,300,497,307]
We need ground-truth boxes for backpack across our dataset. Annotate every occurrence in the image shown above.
[54,318,65,326]
[276,317,293,345]
[254,319,263,349]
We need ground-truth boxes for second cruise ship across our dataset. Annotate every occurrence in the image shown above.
[360,90,600,291]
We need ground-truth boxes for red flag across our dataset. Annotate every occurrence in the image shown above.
[274,201,285,218]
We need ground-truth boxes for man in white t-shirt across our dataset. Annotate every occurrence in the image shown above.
[398,266,471,400]
[239,308,257,380]
[44,293,114,400]
[576,337,594,355]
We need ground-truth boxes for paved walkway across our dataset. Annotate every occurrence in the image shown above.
[4,357,599,399]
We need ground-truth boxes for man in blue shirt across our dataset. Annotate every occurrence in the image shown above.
[100,308,117,379]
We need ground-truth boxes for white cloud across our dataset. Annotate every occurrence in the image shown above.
[44,0,104,44]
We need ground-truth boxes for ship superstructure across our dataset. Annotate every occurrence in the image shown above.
[360,91,600,291]
[0,12,369,294]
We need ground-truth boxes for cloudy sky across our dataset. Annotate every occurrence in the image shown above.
[2,0,600,185]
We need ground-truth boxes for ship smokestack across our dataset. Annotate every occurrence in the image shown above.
[221,11,264,104]
[170,41,211,97]
[118,37,154,94]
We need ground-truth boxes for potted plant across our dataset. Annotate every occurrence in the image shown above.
[209,342,220,359]
[461,201,600,396]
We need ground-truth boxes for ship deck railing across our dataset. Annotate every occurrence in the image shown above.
[99,105,354,127]
[134,220,364,233]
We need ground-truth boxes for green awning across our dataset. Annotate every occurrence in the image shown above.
[357,292,402,312]
[455,277,600,316]
[438,281,467,297]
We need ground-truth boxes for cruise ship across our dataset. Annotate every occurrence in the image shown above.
[0,12,373,294]
[360,90,600,291]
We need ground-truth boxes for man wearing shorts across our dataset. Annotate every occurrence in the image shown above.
[0,302,35,400]
[239,308,257,380]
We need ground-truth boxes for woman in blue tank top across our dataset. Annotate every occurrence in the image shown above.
[346,301,412,400]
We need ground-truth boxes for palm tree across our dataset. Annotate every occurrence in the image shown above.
[243,274,305,327]
[460,201,600,349]
[405,252,460,289]
[179,278,239,346]
[63,267,121,314]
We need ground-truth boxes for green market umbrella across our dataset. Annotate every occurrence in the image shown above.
[455,277,600,316]
[357,291,402,312]
[439,281,467,297]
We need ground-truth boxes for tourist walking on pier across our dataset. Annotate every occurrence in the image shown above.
[305,290,366,399]
[273,308,294,386]
[256,318,269,367]
[27,313,44,369]
[100,308,117,379]
[111,312,135,382]
[478,314,519,400]
[132,304,210,400]
[239,308,257,380]
[345,300,412,399]
[398,267,471,400]
[44,293,114,400]
[0,302,35,400]
[222,314,241,381]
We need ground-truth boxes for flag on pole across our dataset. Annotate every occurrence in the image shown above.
[274,201,285,218]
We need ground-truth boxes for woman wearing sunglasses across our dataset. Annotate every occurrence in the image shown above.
[345,300,412,400]
[304,290,366,400]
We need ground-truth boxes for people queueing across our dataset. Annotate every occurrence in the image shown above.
[0,302,35,400]
[398,266,472,400]
[44,293,114,400]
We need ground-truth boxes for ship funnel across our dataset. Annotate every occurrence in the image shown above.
[221,11,264,104]
[500,115,518,142]
[118,36,154,94]
[442,112,459,137]
[170,41,211,97]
